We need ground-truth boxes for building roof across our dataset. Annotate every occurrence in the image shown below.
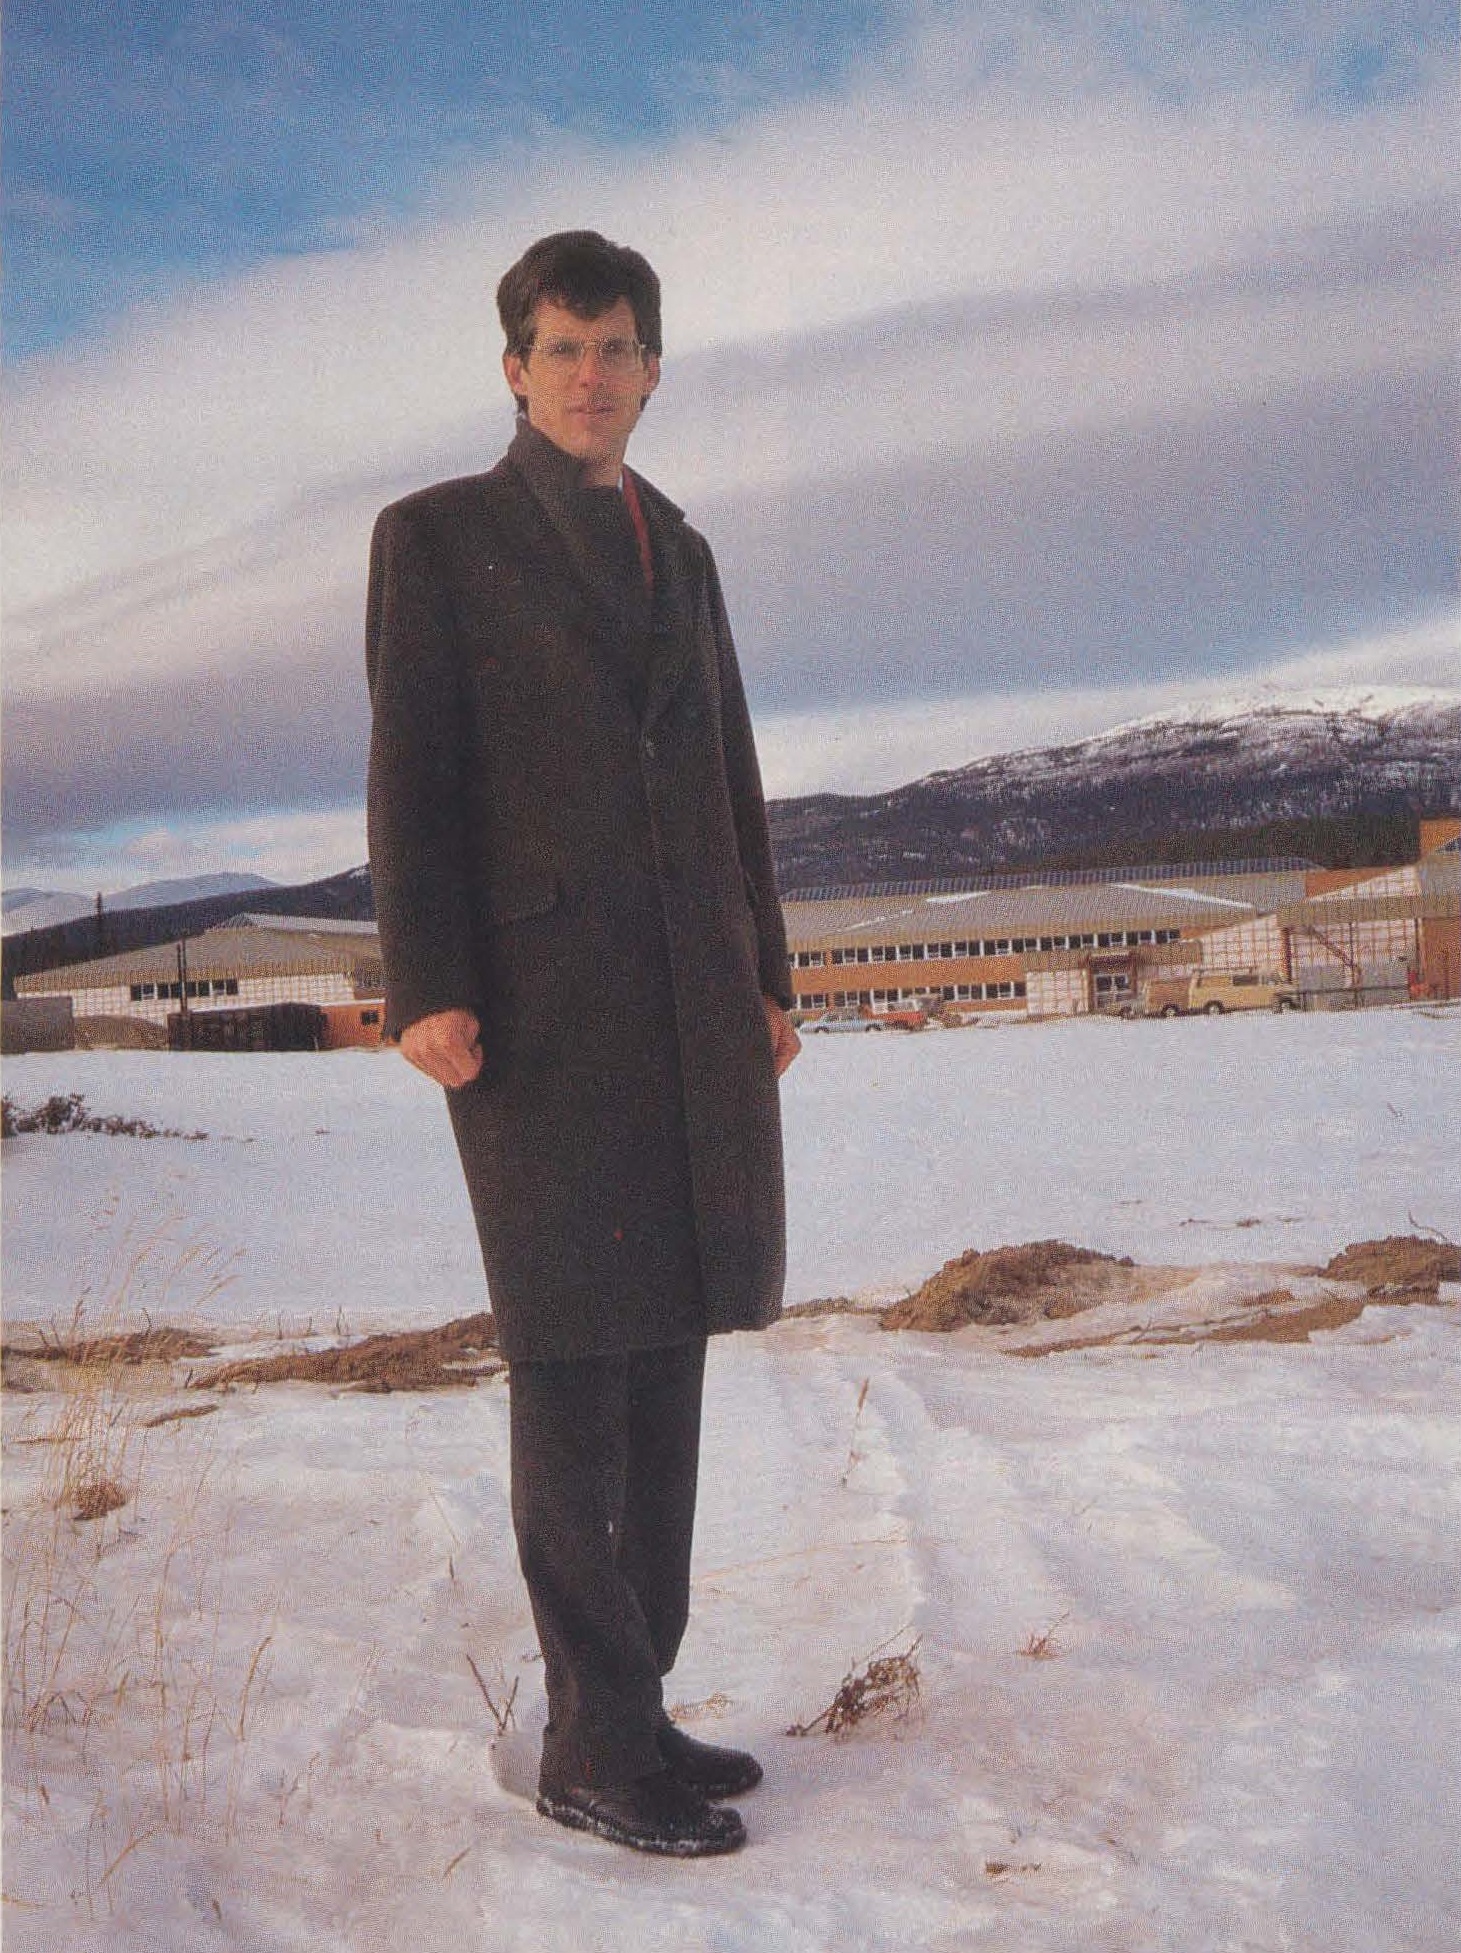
[781,877,1282,946]
[781,857,1316,901]
[223,913,382,935]
[17,921,382,994]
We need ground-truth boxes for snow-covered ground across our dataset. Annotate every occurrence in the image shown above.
[3,1008,1459,1949]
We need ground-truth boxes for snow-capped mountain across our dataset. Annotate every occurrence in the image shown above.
[770,687,1461,889]
[1,873,276,937]
[6,691,1458,972]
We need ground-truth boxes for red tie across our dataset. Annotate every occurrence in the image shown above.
[621,471,655,596]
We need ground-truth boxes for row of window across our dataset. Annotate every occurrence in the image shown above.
[799,981,1029,1009]
[129,978,240,1001]
[792,927,1183,969]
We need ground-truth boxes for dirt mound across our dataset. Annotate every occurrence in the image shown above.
[880,1241,1136,1332]
[73,1014,169,1050]
[1322,1235,1461,1296]
[1195,1292,1368,1343]
[1007,1288,1365,1355]
[197,1312,500,1393]
[2,1324,215,1365]
[782,1296,864,1319]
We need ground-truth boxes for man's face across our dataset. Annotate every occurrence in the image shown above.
[503,296,660,486]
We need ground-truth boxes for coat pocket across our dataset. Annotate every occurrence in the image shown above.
[478,875,560,927]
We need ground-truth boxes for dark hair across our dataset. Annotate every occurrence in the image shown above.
[496,231,663,360]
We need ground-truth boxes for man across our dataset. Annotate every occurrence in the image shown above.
[366,231,800,1857]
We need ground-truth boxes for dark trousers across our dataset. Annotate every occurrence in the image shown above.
[507,1338,708,1793]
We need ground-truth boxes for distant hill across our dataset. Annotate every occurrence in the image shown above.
[5,687,1458,992]
[2,872,277,937]
[768,686,1461,890]
[1,866,372,993]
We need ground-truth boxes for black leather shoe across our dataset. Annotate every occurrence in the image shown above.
[658,1721,764,1800]
[536,1768,746,1856]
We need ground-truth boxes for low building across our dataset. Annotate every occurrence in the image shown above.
[782,862,1302,1020]
[15,917,386,1044]
[783,842,1460,1019]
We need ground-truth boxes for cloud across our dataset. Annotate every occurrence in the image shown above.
[3,40,1456,877]
[752,612,1461,797]
[17,806,370,899]
[18,612,1456,894]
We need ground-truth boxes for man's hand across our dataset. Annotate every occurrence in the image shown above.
[763,996,802,1077]
[399,1008,484,1088]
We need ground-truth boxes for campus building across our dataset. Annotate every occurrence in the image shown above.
[11,822,1459,1045]
[13,916,387,1049]
[782,823,1461,1019]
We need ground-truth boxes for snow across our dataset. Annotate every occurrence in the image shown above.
[1101,683,1461,741]
[928,683,1461,795]
[1,874,278,936]
[3,1009,1459,1949]
[1113,884,1254,908]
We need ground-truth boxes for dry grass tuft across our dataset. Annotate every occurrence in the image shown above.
[787,1634,922,1738]
[5,1324,215,1368]
[141,1403,220,1430]
[1,1092,206,1140]
[781,1295,864,1319]
[70,1477,130,1523]
[465,1652,519,1735]
[2,1233,277,1913]
[1018,1614,1069,1660]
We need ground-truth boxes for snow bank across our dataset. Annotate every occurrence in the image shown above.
[3,1009,1457,1949]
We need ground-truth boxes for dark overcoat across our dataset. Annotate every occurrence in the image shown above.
[365,425,792,1362]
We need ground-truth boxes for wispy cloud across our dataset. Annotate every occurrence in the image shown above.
[3,12,1455,885]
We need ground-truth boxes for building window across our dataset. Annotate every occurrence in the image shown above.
[361,1009,380,1025]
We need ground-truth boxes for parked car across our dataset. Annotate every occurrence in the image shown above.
[800,1009,883,1033]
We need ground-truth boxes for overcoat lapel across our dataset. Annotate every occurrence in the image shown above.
[629,474,701,731]
[505,426,644,637]
[503,428,707,728]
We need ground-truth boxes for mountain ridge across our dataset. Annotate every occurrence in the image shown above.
[4,689,1457,985]
[769,686,1461,890]
[2,872,277,937]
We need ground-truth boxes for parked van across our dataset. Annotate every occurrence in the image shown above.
[1182,971,1299,1016]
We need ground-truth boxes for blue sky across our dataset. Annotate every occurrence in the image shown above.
[3,1,1457,890]
[4,0,888,356]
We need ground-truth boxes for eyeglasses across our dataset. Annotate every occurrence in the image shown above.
[528,334,647,375]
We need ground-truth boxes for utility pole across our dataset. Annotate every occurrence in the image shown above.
[176,939,191,1049]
